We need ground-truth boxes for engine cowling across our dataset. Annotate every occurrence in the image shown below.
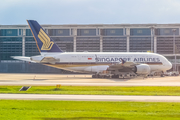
[134,64,151,75]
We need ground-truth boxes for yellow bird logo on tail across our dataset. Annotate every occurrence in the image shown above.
[38,28,54,50]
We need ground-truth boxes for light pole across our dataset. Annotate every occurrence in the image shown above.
[172,29,177,71]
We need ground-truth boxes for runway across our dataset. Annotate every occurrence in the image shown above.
[1,94,180,102]
[0,73,180,86]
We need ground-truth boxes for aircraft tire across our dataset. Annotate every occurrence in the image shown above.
[116,75,119,78]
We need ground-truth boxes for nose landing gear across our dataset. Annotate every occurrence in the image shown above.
[161,71,165,77]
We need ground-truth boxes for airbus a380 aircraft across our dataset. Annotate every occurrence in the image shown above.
[13,20,172,78]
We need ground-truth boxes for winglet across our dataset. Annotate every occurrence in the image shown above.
[120,58,126,65]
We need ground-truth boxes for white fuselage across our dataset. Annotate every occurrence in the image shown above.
[24,20,172,76]
[40,52,172,74]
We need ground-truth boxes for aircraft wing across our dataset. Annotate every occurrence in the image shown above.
[11,56,36,63]
[109,62,137,68]
[108,60,139,72]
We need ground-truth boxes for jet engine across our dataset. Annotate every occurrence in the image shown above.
[134,64,151,75]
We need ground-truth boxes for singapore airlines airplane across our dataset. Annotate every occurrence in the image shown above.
[13,20,172,78]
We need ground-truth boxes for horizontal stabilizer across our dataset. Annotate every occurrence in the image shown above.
[11,56,35,63]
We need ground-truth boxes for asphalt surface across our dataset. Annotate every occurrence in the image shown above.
[1,74,180,102]
[0,73,180,86]
[1,94,180,102]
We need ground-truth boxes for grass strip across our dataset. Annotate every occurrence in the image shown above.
[0,100,180,120]
[1,86,180,96]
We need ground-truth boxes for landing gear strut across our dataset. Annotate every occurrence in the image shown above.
[161,71,164,77]
[92,74,121,79]
[111,75,119,78]
[92,74,111,78]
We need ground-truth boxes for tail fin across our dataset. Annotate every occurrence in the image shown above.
[27,20,63,53]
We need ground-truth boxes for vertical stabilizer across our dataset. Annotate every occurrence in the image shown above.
[27,20,63,54]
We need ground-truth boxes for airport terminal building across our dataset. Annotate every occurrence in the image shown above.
[0,23,180,73]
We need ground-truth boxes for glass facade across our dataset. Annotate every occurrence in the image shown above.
[165,56,180,64]
[48,29,70,36]
[130,28,151,36]
[25,37,35,41]
[157,37,180,54]
[76,37,100,52]
[25,44,40,56]
[103,37,126,52]
[19,29,22,36]
[130,37,151,52]
[77,29,96,36]
[0,43,22,60]
[101,29,124,36]
[25,37,40,56]
[0,29,18,36]
[0,62,63,73]
[155,28,179,35]
[52,37,73,52]
[0,37,22,42]
[26,29,33,36]
[0,37,22,60]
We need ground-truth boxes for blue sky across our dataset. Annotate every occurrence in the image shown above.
[1,0,180,25]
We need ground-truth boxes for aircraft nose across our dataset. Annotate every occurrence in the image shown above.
[168,61,172,70]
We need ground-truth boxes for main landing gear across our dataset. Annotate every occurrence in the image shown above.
[92,74,134,79]
[111,75,119,78]
[92,74,111,78]
[92,73,137,79]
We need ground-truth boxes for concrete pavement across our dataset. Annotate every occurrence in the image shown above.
[0,73,180,86]
[1,94,180,102]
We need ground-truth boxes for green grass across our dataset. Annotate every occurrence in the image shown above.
[0,100,180,120]
[1,86,180,96]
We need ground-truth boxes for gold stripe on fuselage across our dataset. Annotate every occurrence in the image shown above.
[43,63,110,69]
[43,62,163,69]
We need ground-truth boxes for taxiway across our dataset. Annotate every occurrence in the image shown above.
[1,94,180,102]
[0,73,180,86]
